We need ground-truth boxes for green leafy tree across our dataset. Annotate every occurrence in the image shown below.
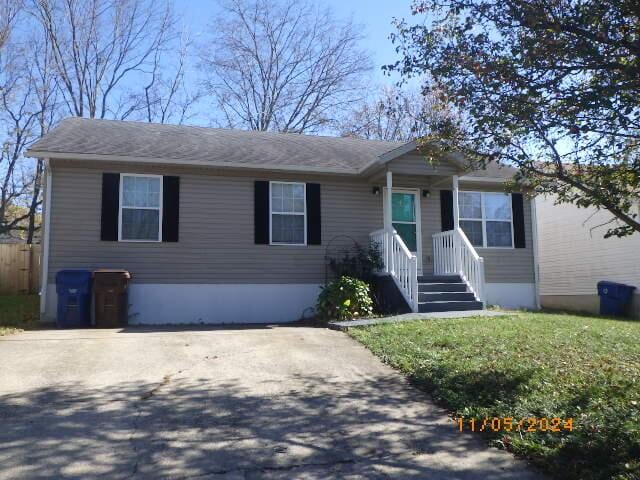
[387,0,640,237]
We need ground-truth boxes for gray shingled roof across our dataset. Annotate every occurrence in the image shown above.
[28,118,403,174]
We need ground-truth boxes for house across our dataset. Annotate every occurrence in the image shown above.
[27,118,539,324]
[536,196,640,318]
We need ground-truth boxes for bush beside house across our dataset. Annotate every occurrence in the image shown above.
[316,276,373,321]
[316,242,382,321]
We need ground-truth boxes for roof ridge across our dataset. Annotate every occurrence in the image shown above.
[61,117,404,148]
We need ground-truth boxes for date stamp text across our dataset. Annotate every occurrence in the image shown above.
[457,417,574,433]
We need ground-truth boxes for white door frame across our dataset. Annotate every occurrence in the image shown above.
[383,187,423,275]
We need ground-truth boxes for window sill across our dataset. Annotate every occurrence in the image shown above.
[118,239,162,243]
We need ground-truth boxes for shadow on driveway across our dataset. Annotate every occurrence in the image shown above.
[0,328,542,479]
[0,375,543,479]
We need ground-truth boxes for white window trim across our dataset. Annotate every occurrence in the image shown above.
[269,181,307,246]
[118,173,163,243]
[459,191,514,249]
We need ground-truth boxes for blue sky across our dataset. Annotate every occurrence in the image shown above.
[178,0,416,86]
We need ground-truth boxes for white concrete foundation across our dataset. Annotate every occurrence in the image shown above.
[485,283,537,309]
[44,283,321,325]
[43,281,538,325]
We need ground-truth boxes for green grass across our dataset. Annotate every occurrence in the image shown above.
[349,312,640,480]
[0,295,40,336]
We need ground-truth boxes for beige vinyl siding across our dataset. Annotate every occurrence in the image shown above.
[47,159,535,285]
[48,161,382,284]
[536,195,640,296]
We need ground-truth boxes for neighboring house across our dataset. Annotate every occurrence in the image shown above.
[536,196,640,318]
[27,118,538,324]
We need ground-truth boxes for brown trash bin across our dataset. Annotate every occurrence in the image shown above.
[93,269,131,328]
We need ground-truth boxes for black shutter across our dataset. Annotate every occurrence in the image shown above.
[162,176,180,242]
[254,181,269,244]
[512,193,526,248]
[440,190,454,232]
[101,173,120,241]
[306,183,321,245]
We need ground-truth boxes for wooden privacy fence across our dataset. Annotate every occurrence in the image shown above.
[0,244,41,295]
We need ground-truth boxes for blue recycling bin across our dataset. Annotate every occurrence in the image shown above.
[597,281,636,316]
[56,270,93,328]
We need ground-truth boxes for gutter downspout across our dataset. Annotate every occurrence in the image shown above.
[530,195,542,310]
[39,159,52,320]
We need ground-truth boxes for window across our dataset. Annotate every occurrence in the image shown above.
[119,174,162,241]
[270,182,306,245]
[459,191,513,248]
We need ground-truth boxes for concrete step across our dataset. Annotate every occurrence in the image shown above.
[419,291,477,302]
[418,300,483,313]
[418,282,468,293]
[418,275,462,283]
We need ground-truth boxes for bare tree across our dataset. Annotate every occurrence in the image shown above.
[200,0,371,133]
[0,0,21,52]
[1,8,59,243]
[0,39,41,239]
[338,86,457,142]
[29,0,176,119]
[0,0,194,242]
[24,30,59,243]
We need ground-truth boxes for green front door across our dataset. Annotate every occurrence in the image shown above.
[391,191,418,252]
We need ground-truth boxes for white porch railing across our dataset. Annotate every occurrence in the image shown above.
[370,228,419,312]
[432,228,486,306]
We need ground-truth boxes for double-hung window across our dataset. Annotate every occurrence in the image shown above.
[270,182,306,245]
[459,191,513,248]
[119,174,163,242]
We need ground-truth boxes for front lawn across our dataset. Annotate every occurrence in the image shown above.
[349,312,640,480]
[0,295,40,336]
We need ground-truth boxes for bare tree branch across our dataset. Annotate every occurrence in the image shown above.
[138,31,202,124]
[29,0,176,119]
[337,85,457,141]
[200,0,371,133]
[0,0,21,52]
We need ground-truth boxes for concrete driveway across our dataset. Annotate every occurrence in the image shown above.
[0,326,541,479]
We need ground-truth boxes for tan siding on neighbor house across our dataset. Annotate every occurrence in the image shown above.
[47,159,534,285]
[536,195,640,296]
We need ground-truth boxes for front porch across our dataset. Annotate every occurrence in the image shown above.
[370,170,486,313]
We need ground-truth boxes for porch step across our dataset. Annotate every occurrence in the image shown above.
[418,275,463,283]
[416,274,482,312]
[418,282,468,293]
[418,300,483,313]
[419,291,477,302]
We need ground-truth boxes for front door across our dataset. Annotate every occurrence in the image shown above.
[384,188,422,273]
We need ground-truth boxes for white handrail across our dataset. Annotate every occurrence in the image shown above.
[433,228,486,307]
[370,228,419,312]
